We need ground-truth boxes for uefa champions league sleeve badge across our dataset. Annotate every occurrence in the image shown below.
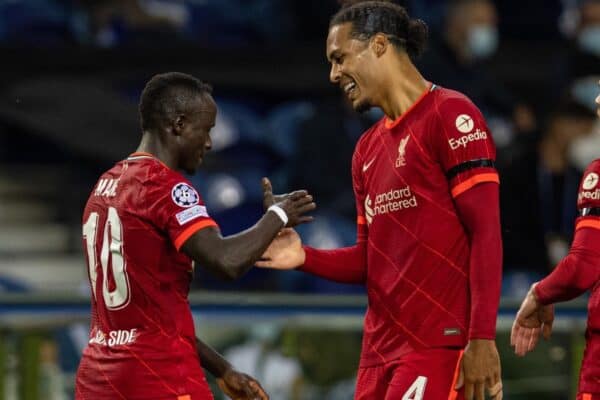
[171,183,200,208]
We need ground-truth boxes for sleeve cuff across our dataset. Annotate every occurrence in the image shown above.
[174,219,218,251]
[451,173,499,198]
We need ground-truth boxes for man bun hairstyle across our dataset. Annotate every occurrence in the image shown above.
[330,1,428,60]
[139,72,213,133]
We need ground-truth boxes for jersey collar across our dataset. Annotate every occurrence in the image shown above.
[384,82,436,129]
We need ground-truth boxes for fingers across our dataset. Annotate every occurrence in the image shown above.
[464,381,474,400]
[475,381,485,400]
[510,320,518,347]
[254,260,273,268]
[542,320,553,340]
[249,380,269,400]
[487,381,503,400]
[455,366,464,390]
[261,177,272,193]
[527,327,540,352]
[289,190,309,200]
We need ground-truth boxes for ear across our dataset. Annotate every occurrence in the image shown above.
[370,33,388,57]
[173,114,185,136]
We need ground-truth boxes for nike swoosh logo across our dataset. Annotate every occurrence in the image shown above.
[363,158,375,172]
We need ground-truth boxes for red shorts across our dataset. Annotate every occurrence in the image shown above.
[355,348,464,400]
[578,394,600,400]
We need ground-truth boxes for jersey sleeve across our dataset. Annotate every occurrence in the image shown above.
[433,96,499,198]
[143,170,218,251]
[352,143,368,243]
[575,159,600,232]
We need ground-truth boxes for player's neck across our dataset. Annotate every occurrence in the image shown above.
[380,63,428,121]
[136,132,178,170]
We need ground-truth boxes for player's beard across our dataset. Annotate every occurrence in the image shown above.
[354,98,372,114]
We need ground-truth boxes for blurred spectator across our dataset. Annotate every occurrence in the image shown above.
[224,325,304,400]
[74,0,183,47]
[500,100,595,275]
[418,0,537,145]
[565,0,600,112]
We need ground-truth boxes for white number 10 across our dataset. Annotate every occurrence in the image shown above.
[83,207,130,310]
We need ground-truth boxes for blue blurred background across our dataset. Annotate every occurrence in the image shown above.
[0,0,598,399]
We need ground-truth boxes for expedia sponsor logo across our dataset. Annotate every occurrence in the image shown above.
[364,186,418,225]
[448,129,487,150]
[89,328,138,347]
[579,189,600,202]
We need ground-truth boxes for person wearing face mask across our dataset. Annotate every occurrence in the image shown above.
[563,0,600,112]
[418,0,536,138]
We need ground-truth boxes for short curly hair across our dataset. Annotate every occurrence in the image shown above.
[139,72,213,133]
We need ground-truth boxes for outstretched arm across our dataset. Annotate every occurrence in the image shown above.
[196,338,269,400]
[182,186,315,280]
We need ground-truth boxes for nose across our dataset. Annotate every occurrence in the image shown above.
[330,63,341,84]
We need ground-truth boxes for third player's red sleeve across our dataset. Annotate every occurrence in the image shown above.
[536,160,600,304]
[298,141,368,284]
[143,168,218,251]
[536,227,600,304]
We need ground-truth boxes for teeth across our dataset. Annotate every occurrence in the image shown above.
[344,82,356,93]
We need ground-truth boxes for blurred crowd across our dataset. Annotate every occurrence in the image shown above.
[0,0,599,296]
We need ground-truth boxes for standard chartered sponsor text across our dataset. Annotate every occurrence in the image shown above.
[366,186,418,224]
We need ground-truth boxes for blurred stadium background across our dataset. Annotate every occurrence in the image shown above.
[0,0,598,399]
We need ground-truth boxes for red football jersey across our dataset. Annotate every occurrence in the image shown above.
[352,84,499,366]
[75,152,217,400]
[537,159,600,394]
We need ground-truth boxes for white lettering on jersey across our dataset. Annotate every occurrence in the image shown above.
[448,129,488,150]
[364,186,418,225]
[94,178,120,197]
[176,205,209,225]
[89,328,137,347]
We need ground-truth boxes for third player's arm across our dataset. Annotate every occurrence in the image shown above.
[535,226,600,304]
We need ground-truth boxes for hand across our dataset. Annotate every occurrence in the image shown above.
[255,228,305,270]
[262,177,316,227]
[456,339,502,400]
[216,368,269,400]
[510,284,554,356]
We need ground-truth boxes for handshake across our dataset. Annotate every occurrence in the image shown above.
[258,177,314,270]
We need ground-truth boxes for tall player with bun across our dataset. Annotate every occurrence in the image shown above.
[258,2,504,399]
[512,82,600,400]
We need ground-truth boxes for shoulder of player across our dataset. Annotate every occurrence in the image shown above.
[432,87,480,115]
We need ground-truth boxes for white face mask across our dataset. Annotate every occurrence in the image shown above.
[571,76,600,112]
[467,24,498,60]
[577,25,600,57]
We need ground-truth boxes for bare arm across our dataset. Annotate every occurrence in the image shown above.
[183,190,315,280]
